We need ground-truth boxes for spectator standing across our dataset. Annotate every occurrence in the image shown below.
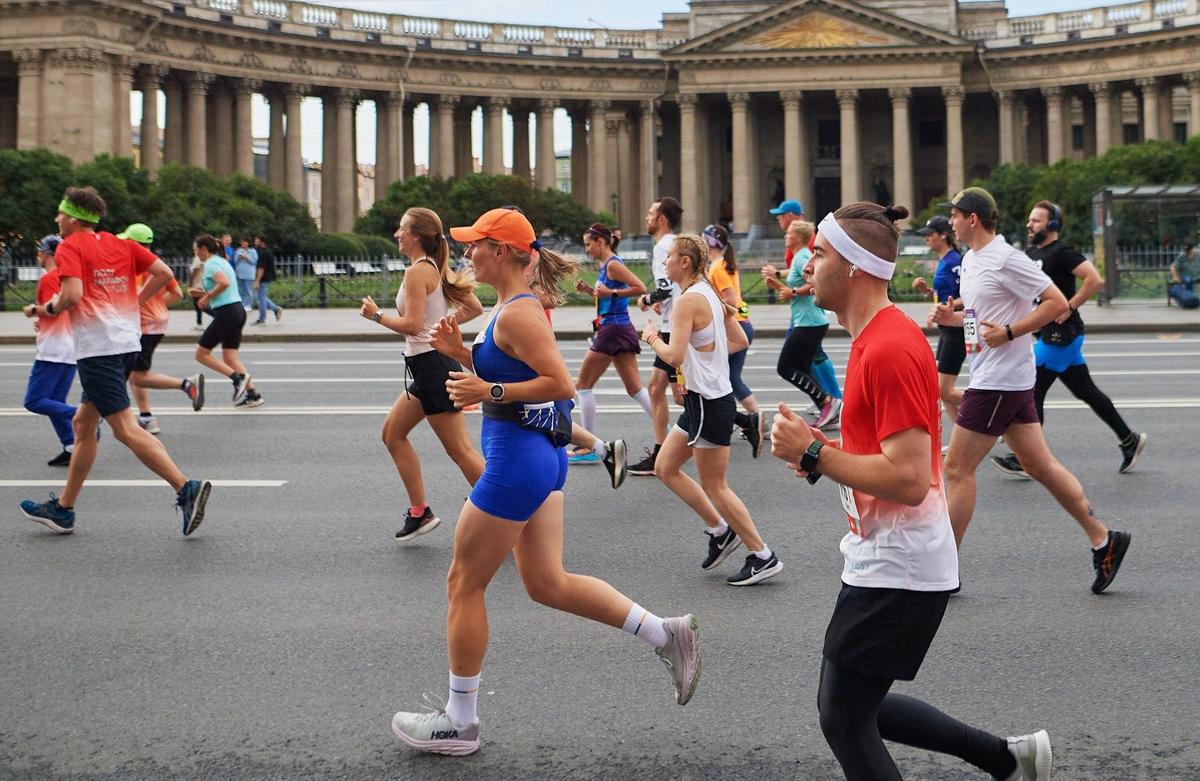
[233,237,258,310]
[252,236,282,324]
[1170,242,1199,308]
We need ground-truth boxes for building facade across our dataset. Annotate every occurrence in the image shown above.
[2,0,1199,232]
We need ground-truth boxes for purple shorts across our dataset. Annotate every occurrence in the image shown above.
[590,322,641,356]
[955,387,1039,436]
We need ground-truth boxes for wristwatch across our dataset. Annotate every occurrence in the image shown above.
[489,383,505,402]
[800,440,824,475]
[610,291,618,299]
[372,311,383,323]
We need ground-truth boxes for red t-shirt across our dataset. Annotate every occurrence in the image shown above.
[836,305,958,591]
[34,268,75,364]
[55,231,157,359]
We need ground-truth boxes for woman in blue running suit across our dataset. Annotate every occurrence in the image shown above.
[388,208,700,757]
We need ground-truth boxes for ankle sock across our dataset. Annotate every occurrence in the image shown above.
[139,412,153,419]
[753,544,773,560]
[592,440,608,460]
[409,504,427,518]
[1092,537,1109,552]
[622,603,669,649]
[446,672,480,728]
[708,518,729,537]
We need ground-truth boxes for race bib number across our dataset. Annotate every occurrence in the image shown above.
[838,482,862,536]
[962,307,980,353]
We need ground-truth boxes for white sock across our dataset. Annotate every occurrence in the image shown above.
[1091,538,1109,551]
[446,672,480,728]
[708,518,729,537]
[622,603,669,649]
[752,544,773,560]
[65,444,74,453]
[578,389,597,433]
[630,388,653,418]
[592,440,608,460]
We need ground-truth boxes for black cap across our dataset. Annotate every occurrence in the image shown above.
[939,187,997,220]
[916,216,952,236]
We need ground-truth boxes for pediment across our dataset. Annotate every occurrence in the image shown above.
[666,0,969,56]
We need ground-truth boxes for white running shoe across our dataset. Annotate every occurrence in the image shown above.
[137,416,161,435]
[656,614,701,706]
[391,693,480,756]
[1004,729,1052,781]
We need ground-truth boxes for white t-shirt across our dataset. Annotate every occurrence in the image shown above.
[958,235,1054,391]
[651,232,680,332]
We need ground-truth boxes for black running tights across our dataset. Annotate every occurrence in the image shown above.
[1034,363,1132,442]
[817,658,1016,781]
[778,324,829,407]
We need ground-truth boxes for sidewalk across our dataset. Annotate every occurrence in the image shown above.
[1,299,1197,345]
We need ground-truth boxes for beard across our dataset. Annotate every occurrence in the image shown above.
[1029,229,1048,246]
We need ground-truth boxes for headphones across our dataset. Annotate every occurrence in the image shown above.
[1045,202,1063,233]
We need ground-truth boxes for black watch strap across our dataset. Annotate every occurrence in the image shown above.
[800,440,824,480]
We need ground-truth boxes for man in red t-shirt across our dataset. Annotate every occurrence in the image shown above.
[19,187,212,538]
[770,203,1051,781]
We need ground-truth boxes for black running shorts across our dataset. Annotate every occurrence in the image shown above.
[77,352,137,418]
[651,331,678,383]
[935,326,966,376]
[133,333,164,372]
[199,302,246,350]
[823,583,950,681]
[404,349,462,416]
[674,390,736,447]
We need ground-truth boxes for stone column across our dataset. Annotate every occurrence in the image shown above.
[889,88,913,225]
[588,100,611,213]
[321,93,337,230]
[482,97,507,174]
[605,114,622,220]
[728,92,752,233]
[111,56,133,158]
[1186,74,1200,138]
[163,76,183,165]
[837,89,860,204]
[14,50,44,150]
[1157,80,1174,143]
[570,107,588,203]
[184,72,213,168]
[262,90,283,186]
[639,100,658,226]
[401,101,415,180]
[997,90,1016,164]
[234,79,258,178]
[1090,83,1113,155]
[209,82,235,176]
[943,86,965,195]
[536,99,558,190]
[335,90,358,232]
[378,93,402,192]
[512,106,531,181]
[435,96,457,178]
[616,112,638,231]
[1040,86,1064,162]
[138,65,168,176]
[1137,78,1160,142]
[284,85,305,200]
[678,94,698,232]
[781,91,809,210]
[454,105,473,176]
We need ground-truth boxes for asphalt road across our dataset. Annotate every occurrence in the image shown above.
[1,335,1198,780]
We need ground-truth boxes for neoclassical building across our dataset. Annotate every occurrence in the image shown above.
[2,0,1200,232]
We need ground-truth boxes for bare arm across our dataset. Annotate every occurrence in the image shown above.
[138,260,174,305]
[601,260,647,297]
[725,309,748,354]
[195,270,231,310]
[360,264,438,336]
[980,283,1068,347]
[45,276,82,314]
[159,280,183,307]
[643,293,699,367]
[451,293,485,325]
[1069,261,1102,309]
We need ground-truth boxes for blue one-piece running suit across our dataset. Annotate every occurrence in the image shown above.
[469,294,569,521]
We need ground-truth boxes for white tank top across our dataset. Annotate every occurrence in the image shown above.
[395,258,448,357]
[680,281,732,400]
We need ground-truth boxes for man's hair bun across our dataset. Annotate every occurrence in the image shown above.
[884,205,910,222]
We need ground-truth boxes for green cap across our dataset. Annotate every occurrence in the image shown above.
[117,222,154,245]
[939,187,997,220]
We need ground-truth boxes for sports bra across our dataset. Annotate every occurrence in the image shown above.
[395,258,448,357]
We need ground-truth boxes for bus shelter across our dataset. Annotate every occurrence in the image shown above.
[1093,184,1200,303]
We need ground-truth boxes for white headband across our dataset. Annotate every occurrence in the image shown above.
[818,213,896,281]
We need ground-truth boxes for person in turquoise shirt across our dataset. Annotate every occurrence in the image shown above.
[762,220,842,428]
[188,234,263,407]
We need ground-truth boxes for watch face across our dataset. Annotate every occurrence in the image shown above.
[490,384,503,400]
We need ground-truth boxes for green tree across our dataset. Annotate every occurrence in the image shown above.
[0,148,76,248]
[72,155,152,236]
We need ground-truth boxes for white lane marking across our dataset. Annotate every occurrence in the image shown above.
[0,479,287,487]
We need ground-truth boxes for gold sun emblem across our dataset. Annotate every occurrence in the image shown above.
[745,12,891,49]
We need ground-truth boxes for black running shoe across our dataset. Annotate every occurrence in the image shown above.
[628,447,658,477]
[726,552,783,586]
[395,507,441,542]
[602,439,627,489]
[990,453,1029,479]
[739,412,762,459]
[701,527,741,570]
[1091,530,1131,594]
[1118,433,1148,474]
[47,449,71,467]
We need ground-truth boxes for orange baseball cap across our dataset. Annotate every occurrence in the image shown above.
[449,208,538,249]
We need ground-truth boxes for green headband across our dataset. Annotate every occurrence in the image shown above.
[58,199,100,224]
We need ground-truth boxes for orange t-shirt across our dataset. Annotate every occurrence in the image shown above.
[707,263,748,321]
[137,272,181,335]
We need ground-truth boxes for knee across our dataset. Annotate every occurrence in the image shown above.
[699,473,727,495]
[653,458,676,481]
[523,574,565,609]
[1019,454,1057,483]
[23,396,40,414]
[942,456,972,483]
[818,704,857,751]
[72,415,96,438]
[446,560,474,602]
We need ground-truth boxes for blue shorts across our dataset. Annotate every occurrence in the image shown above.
[76,352,136,418]
[470,418,568,521]
[1034,334,1086,374]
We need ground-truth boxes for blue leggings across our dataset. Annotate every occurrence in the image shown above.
[24,360,77,447]
[728,320,754,401]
